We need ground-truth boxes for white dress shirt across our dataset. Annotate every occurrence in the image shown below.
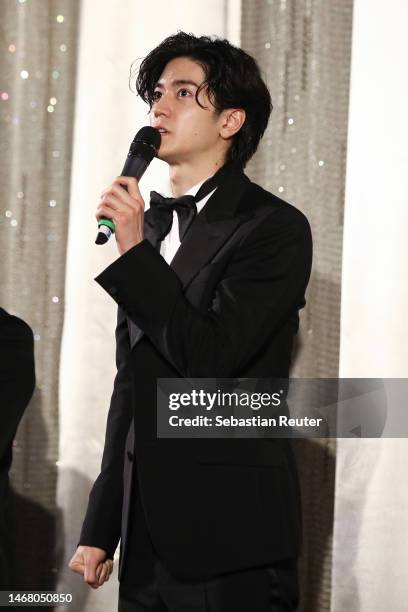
[159,179,216,264]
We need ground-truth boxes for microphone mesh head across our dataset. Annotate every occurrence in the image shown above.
[134,126,161,152]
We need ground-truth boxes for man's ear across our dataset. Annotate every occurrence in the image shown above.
[220,108,246,140]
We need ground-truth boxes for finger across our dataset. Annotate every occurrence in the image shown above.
[95,563,104,585]
[100,184,130,200]
[104,184,141,207]
[87,563,103,589]
[98,564,109,585]
[100,193,122,211]
[114,176,143,203]
[105,559,114,579]
[96,193,135,221]
[84,560,98,585]
[95,204,118,223]
[89,581,100,590]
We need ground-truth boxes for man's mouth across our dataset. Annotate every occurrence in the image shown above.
[158,128,169,134]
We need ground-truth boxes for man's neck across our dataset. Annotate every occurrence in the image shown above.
[169,158,226,197]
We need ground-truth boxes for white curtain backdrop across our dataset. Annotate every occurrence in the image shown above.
[57,1,240,610]
[334,0,408,610]
[56,1,408,610]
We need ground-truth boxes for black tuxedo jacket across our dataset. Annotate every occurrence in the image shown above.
[79,165,312,581]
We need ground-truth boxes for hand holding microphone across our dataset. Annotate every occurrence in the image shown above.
[95,127,161,254]
[96,176,145,256]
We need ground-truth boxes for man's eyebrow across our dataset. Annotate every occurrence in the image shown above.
[154,79,200,89]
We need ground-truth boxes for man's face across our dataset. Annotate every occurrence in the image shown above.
[149,57,226,165]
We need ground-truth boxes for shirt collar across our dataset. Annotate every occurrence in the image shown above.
[161,176,211,199]
[183,178,209,198]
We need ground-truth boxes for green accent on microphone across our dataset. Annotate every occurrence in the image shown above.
[98,219,116,233]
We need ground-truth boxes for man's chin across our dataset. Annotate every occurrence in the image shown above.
[157,150,177,165]
[156,151,167,162]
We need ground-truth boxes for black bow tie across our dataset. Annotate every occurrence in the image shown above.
[148,165,233,245]
[149,192,197,242]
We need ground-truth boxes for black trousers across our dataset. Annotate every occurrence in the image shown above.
[118,493,299,612]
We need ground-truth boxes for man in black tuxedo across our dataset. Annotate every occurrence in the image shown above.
[0,308,35,588]
[69,33,312,611]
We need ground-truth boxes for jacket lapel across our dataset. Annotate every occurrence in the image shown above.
[170,168,251,289]
[128,166,252,350]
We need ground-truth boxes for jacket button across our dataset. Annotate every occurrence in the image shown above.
[127,450,134,462]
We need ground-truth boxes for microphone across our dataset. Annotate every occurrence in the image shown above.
[95,126,161,245]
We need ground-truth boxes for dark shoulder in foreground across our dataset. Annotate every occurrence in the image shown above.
[0,307,34,347]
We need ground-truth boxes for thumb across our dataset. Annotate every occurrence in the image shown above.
[68,552,85,575]
[117,176,143,202]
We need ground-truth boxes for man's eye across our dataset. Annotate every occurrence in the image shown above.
[152,91,162,101]
[177,89,191,97]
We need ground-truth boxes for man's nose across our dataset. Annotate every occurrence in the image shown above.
[152,95,171,117]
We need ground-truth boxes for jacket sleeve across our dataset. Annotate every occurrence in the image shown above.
[78,307,133,557]
[94,205,312,378]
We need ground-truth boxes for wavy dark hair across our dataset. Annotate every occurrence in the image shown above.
[132,32,272,168]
